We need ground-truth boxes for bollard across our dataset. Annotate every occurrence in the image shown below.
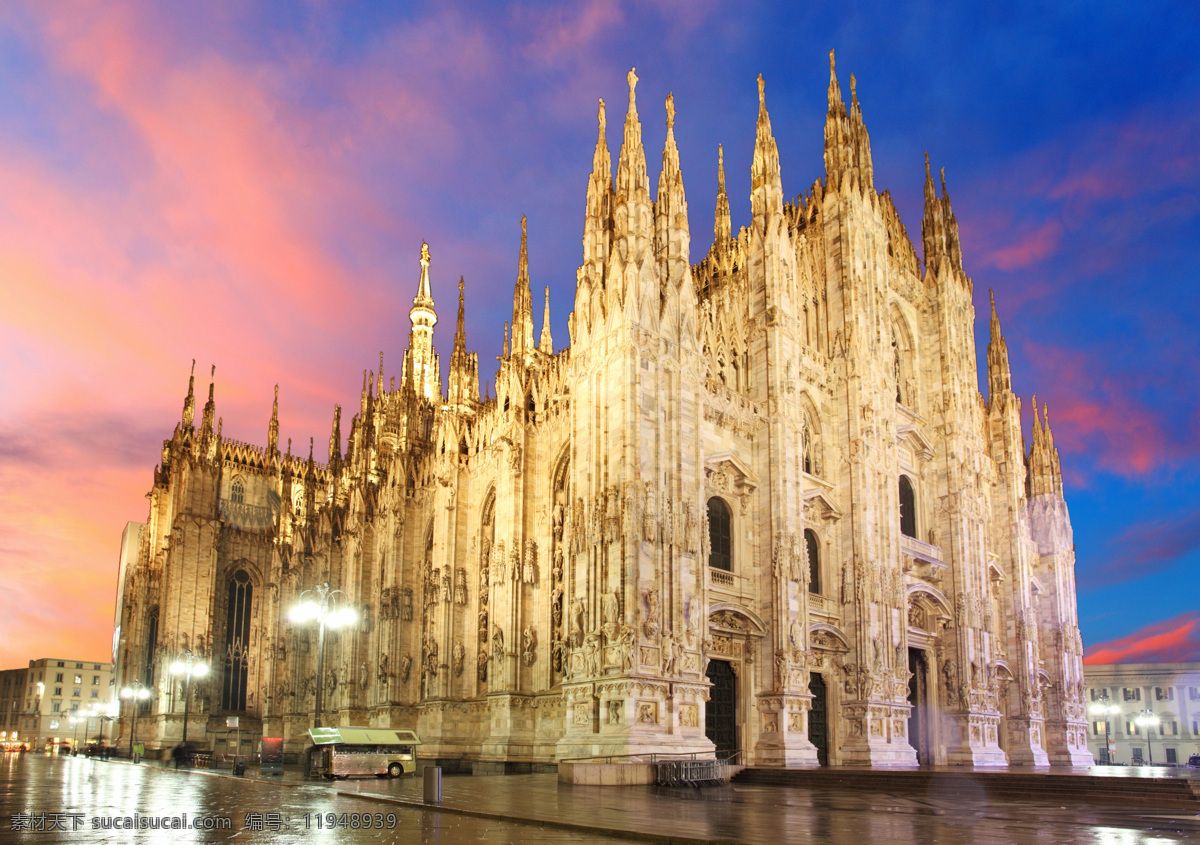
[422,766,442,804]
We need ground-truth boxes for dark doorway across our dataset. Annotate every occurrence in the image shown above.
[705,659,737,759]
[907,648,930,764]
[808,672,828,765]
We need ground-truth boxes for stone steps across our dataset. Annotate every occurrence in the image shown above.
[734,767,1200,808]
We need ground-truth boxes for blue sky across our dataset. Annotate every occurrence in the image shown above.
[0,0,1197,666]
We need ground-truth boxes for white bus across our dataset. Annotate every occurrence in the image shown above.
[307,727,421,780]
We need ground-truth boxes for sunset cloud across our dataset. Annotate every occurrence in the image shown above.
[0,1,1195,673]
[1084,612,1200,665]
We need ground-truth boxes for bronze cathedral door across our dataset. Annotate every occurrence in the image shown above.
[705,659,737,759]
[808,672,828,765]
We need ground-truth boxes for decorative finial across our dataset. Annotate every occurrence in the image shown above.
[829,49,836,73]
[210,364,215,379]
[598,97,606,134]
[274,384,278,401]
[420,241,430,263]
[665,93,675,130]
[757,73,766,107]
[627,67,638,97]
[850,73,857,100]
[459,276,465,295]
[718,144,725,188]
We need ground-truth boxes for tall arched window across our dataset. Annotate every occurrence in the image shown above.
[142,607,159,715]
[805,529,820,594]
[899,476,917,539]
[230,478,245,504]
[707,498,732,571]
[221,569,252,711]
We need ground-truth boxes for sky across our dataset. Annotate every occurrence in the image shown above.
[0,1,1197,671]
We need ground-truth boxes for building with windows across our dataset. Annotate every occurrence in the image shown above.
[0,659,114,751]
[1084,663,1200,766]
[115,56,1092,769]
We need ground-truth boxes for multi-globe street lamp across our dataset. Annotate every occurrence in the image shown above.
[1135,709,1160,766]
[288,581,356,729]
[120,681,151,761]
[170,651,209,746]
[1088,692,1121,763]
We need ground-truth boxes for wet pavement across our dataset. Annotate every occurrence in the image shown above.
[1,752,1197,844]
[0,753,638,843]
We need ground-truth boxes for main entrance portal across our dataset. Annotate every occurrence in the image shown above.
[808,672,828,765]
[705,659,737,759]
[907,647,930,765]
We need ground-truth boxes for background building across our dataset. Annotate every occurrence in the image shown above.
[1084,663,1200,766]
[0,659,113,751]
[115,59,1092,769]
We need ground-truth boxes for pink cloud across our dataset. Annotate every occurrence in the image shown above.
[517,0,624,65]
[1021,340,1195,479]
[980,219,1063,272]
[1084,612,1200,665]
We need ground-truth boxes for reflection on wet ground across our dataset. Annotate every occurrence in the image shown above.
[0,754,638,843]
[2,753,1197,844]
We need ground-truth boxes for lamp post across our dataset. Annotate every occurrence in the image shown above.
[120,681,151,761]
[288,581,356,729]
[69,715,81,752]
[1088,693,1121,764]
[1135,709,1159,766]
[170,651,209,746]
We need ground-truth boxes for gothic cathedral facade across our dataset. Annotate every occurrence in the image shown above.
[116,55,1093,768]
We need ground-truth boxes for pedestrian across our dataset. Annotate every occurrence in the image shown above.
[172,743,185,770]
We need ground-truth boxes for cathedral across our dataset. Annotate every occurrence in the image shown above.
[114,53,1093,770]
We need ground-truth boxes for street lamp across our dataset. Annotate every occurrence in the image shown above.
[69,715,82,752]
[1135,709,1160,766]
[1088,693,1121,764]
[170,651,209,746]
[120,681,151,761]
[288,581,356,729]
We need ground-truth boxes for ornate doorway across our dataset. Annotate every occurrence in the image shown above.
[705,659,737,759]
[808,672,828,765]
[907,647,930,765]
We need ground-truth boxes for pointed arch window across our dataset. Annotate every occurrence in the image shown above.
[707,497,732,572]
[899,476,917,539]
[805,529,820,594]
[230,478,245,504]
[141,607,158,715]
[221,569,252,712]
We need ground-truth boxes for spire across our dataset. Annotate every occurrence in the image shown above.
[512,216,535,355]
[827,49,842,109]
[987,289,1013,401]
[181,359,196,430]
[823,50,874,194]
[1027,398,1065,499]
[268,384,280,455]
[503,321,510,358]
[655,91,689,274]
[328,404,342,468]
[615,68,650,202]
[539,286,554,354]
[715,144,731,245]
[921,157,963,276]
[414,242,433,306]
[378,352,384,396]
[583,97,613,266]
[407,241,440,401]
[449,276,480,406]
[453,276,467,357]
[751,73,783,222]
[200,365,216,434]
